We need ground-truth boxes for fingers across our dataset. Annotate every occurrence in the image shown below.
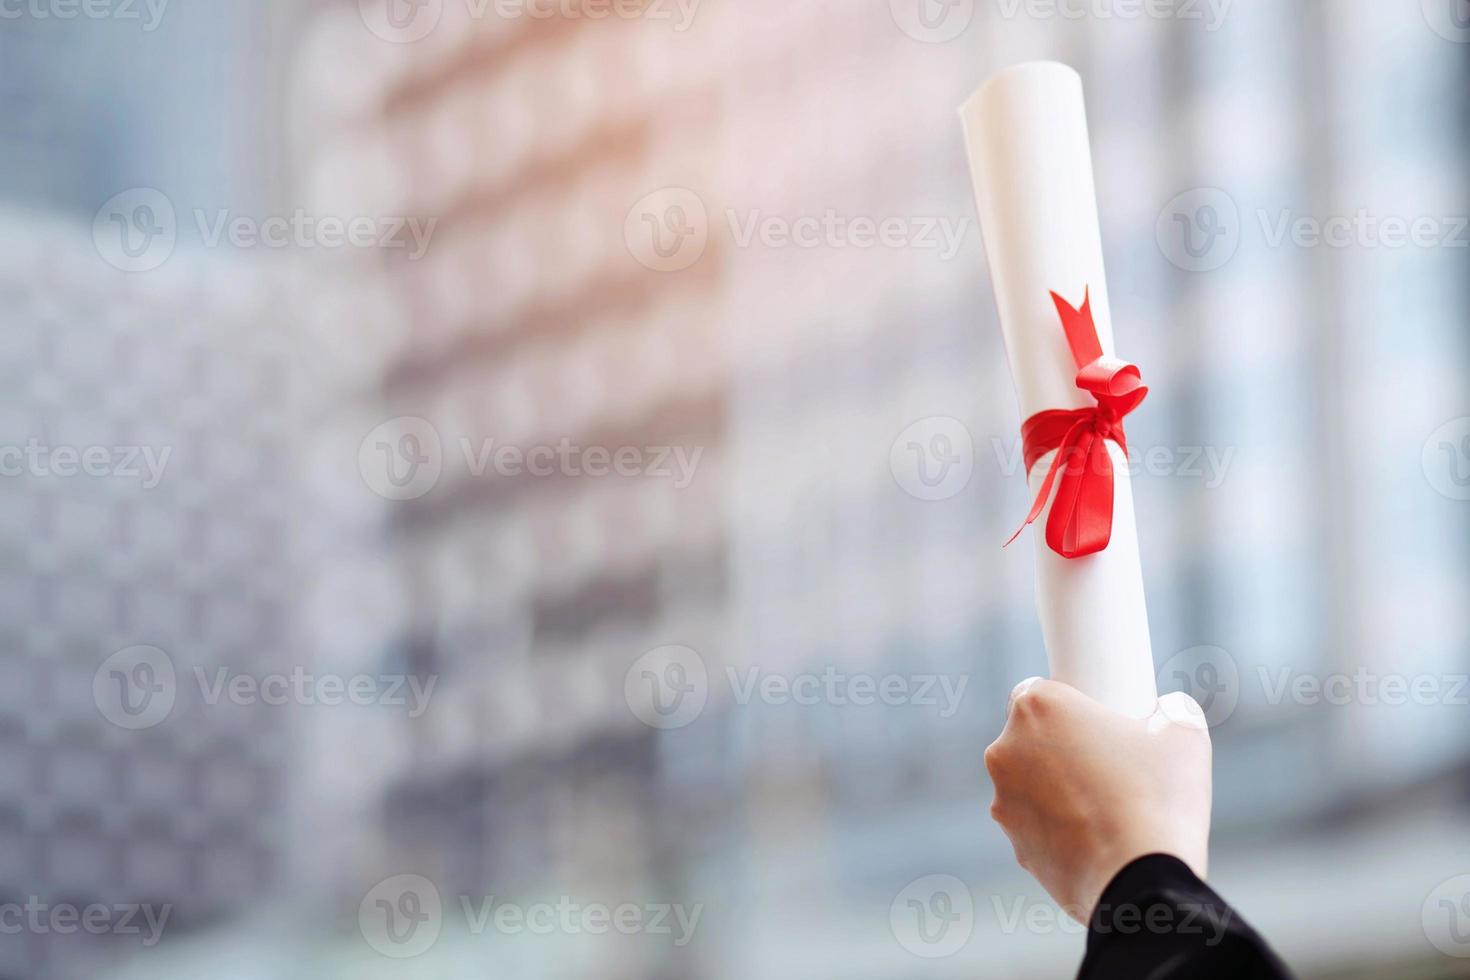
[991,676,1101,787]
[1005,676,1092,721]
[991,677,1070,779]
[1006,676,1046,715]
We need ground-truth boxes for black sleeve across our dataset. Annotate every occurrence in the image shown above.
[1078,853,1294,980]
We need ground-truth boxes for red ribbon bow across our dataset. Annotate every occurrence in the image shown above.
[1004,288,1147,559]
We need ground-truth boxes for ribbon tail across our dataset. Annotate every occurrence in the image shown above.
[1004,420,1088,549]
[1047,432,1115,558]
[1044,433,1089,557]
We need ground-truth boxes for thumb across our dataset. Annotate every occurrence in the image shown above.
[1153,690,1210,733]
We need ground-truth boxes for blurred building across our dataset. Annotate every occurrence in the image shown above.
[0,1,1467,978]
[289,5,733,977]
[0,219,297,978]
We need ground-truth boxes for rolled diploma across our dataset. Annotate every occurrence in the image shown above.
[960,61,1157,717]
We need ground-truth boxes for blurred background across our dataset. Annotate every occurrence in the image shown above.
[1,0,1469,977]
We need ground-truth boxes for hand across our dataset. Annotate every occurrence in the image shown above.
[983,678,1212,921]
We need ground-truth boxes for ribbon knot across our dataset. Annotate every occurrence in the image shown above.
[1003,288,1147,559]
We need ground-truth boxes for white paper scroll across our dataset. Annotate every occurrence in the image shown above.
[960,61,1157,717]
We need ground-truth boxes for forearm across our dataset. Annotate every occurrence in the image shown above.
[1079,854,1293,979]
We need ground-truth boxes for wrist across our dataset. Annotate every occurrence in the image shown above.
[1082,828,1207,918]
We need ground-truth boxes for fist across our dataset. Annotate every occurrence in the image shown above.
[983,678,1212,920]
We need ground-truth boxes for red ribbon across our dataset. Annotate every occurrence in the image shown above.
[1004,288,1147,559]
